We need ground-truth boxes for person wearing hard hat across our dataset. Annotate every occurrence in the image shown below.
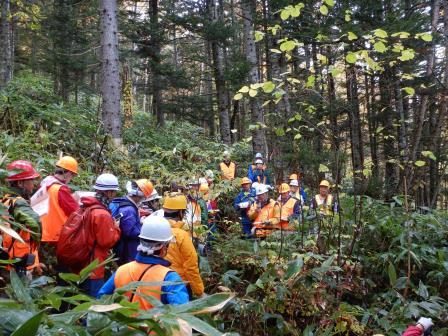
[310,180,337,216]
[2,160,42,277]
[184,178,202,229]
[249,159,271,185]
[233,177,256,237]
[402,317,433,336]
[39,156,80,246]
[289,173,308,204]
[247,152,265,181]
[98,216,189,306]
[139,189,162,218]
[70,173,121,296]
[219,151,236,181]
[109,179,154,266]
[248,184,280,237]
[278,183,301,230]
[162,194,205,298]
[289,180,305,205]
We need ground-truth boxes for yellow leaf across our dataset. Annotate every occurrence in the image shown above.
[239,86,249,93]
[233,93,243,100]
[249,89,258,97]
[319,4,328,15]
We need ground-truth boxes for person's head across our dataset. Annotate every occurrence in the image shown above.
[241,177,252,191]
[142,189,162,211]
[223,151,230,163]
[126,179,154,204]
[255,184,269,203]
[138,216,173,258]
[289,179,299,193]
[319,180,330,196]
[199,183,210,201]
[255,152,263,160]
[55,156,78,184]
[278,183,290,201]
[163,193,188,220]
[289,173,298,182]
[205,170,214,185]
[255,159,264,170]
[93,173,120,204]
[188,179,201,192]
[6,160,40,197]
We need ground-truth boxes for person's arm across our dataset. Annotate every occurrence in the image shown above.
[292,201,301,216]
[268,202,280,226]
[97,273,116,298]
[402,326,423,336]
[162,271,190,305]
[248,203,258,220]
[233,193,243,210]
[94,213,121,248]
[119,207,141,239]
[13,199,41,242]
[58,185,80,216]
[178,233,204,296]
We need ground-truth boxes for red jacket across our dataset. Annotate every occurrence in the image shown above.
[402,326,423,336]
[80,196,120,280]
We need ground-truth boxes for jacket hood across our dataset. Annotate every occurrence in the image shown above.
[81,196,107,209]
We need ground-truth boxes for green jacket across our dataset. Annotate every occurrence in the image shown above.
[197,198,209,227]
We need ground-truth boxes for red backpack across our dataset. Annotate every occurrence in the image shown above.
[56,204,103,268]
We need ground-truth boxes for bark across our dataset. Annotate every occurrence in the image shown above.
[205,41,216,137]
[100,0,122,145]
[365,74,380,181]
[208,0,231,144]
[242,0,267,155]
[0,0,13,89]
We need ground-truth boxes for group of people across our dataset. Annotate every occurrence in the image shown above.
[220,152,338,238]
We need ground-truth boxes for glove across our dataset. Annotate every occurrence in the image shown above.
[239,201,249,209]
[417,317,433,331]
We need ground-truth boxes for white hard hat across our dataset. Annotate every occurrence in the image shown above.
[145,189,162,202]
[255,152,263,159]
[198,177,207,185]
[94,173,119,191]
[140,216,173,242]
[255,159,263,164]
[255,184,269,196]
[289,179,299,187]
[251,182,259,189]
[205,170,214,179]
[223,150,230,157]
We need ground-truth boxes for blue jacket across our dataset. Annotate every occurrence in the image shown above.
[109,197,141,265]
[233,188,256,225]
[300,187,308,204]
[250,168,271,185]
[97,253,189,305]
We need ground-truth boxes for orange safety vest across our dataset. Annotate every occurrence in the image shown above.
[114,261,171,310]
[279,197,297,229]
[1,197,40,269]
[220,162,236,180]
[252,200,279,237]
[314,194,334,215]
[41,183,67,242]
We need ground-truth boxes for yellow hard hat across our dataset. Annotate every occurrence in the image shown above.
[163,193,188,210]
[56,156,78,174]
[135,179,154,197]
[199,183,209,193]
[319,180,331,188]
[241,177,252,185]
[278,183,290,193]
[289,173,298,180]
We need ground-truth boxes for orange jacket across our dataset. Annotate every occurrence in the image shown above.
[220,162,236,180]
[165,219,204,296]
[248,199,280,237]
[114,261,170,310]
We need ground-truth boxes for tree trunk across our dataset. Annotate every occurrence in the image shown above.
[0,0,13,89]
[100,0,122,145]
[365,74,380,182]
[208,0,231,144]
[242,0,267,155]
[205,41,216,137]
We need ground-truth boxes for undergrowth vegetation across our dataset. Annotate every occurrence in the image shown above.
[0,73,447,335]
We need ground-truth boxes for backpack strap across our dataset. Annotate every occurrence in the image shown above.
[129,264,157,302]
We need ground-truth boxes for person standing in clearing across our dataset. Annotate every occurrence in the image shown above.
[248,184,280,238]
[310,180,337,216]
[233,177,256,237]
[219,151,236,180]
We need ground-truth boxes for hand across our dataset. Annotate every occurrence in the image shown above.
[417,317,433,331]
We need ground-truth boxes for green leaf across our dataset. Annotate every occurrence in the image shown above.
[58,273,80,283]
[280,8,290,20]
[345,14,351,22]
[374,28,388,38]
[398,49,415,61]
[403,87,415,95]
[306,75,315,88]
[319,4,328,15]
[374,41,387,53]
[419,33,432,42]
[177,314,222,336]
[391,31,410,39]
[275,128,285,137]
[294,133,302,140]
[347,32,357,41]
[346,52,357,63]
[284,258,304,279]
[262,81,276,93]
[316,53,328,64]
[239,86,250,93]
[254,31,264,42]
[233,93,243,100]
[388,262,397,286]
[415,160,426,167]
[421,151,437,161]
[280,40,296,52]
[417,281,429,299]
[10,270,33,307]
[318,164,329,173]
[11,310,46,336]
[324,0,335,6]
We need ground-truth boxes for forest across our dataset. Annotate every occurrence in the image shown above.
[0,0,447,335]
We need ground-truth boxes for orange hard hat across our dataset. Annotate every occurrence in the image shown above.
[241,177,252,185]
[135,179,154,197]
[289,173,298,180]
[278,183,290,193]
[56,156,78,174]
[199,183,209,193]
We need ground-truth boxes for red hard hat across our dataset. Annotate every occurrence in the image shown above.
[6,160,40,181]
